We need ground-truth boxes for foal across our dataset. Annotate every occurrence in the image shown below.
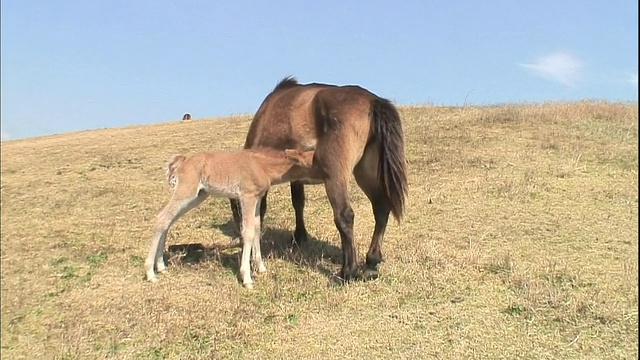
[145,148,317,288]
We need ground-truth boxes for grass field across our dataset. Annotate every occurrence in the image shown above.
[1,101,638,359]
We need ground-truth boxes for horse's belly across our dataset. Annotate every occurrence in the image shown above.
[298,137,317,151]
[298,177,324,185]
[250,105,318,151]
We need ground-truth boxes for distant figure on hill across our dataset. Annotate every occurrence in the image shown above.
[182,113,192,121]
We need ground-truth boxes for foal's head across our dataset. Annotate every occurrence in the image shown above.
[284,149,315,168]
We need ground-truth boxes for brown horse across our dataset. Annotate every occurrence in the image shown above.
[230,77,408,281]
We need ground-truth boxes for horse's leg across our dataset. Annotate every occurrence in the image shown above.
[239,196,258,289]
[229,198,242,235]
[354,154,390,280]
[259,191,268,232]
[322,177,358,280]
[252,197,267,274]
[291,181,309,244]
[145,190,208,282]
[363,201,389,279]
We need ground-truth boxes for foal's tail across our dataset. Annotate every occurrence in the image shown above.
[165,154,187,190]
[371,98,408,221]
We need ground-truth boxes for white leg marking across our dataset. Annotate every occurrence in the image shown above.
[239,198,257,288]
[145,191,207,282]
[252,197,267,273]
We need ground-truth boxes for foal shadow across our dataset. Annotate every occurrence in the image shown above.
[166,241,241,274]
[214,219,240,239]
[165,220,344,283]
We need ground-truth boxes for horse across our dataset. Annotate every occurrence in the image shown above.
[229,77,408,281]
[145,148,317,288]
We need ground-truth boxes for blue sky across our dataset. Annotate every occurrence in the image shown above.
[1,1,637,141]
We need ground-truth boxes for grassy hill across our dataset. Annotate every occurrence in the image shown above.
[1,101,638,359]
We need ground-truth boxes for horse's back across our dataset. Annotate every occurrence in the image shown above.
[244,81,329,150]
[244,80,377,152]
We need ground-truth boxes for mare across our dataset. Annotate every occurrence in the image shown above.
[229,77,408,281]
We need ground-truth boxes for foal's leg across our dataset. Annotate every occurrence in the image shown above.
[154,232,168,274]
[155,191,209,273]
[252,197,267,274]
[145,190,208,282]
[239,197,258,288]
[291,181,310,244]
[232,193,267,236]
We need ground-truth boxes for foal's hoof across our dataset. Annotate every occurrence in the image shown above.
[243,283,254,290]
[147,276,159,283]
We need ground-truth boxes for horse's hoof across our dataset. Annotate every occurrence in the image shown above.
[339,268,360,282]
[147,276,159,283]
[362,268,380,281]
[291,230,309,245]
[331,270,358,286]
[243,283,254,290]
[329,274,347,286]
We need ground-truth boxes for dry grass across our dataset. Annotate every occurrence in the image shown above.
[1,101,638,359]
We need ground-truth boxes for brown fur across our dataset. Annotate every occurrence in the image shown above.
[230,76,408,281]
[146,148,317,288]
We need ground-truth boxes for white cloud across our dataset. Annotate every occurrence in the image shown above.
[519,52,584,86]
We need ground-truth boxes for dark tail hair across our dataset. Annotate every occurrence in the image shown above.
[371,98,408,221]
[165,154,187,189]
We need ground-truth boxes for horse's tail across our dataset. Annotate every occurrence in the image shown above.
[371,98,408,221]
[165,154,187,190]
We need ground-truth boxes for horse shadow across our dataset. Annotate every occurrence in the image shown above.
[164,219,344,284]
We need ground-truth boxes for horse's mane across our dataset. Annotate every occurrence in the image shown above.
[273,76,299,92]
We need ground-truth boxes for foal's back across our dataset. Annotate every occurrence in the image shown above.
[185,151,271,198]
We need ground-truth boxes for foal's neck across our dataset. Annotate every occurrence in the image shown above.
[250,150,310,185]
